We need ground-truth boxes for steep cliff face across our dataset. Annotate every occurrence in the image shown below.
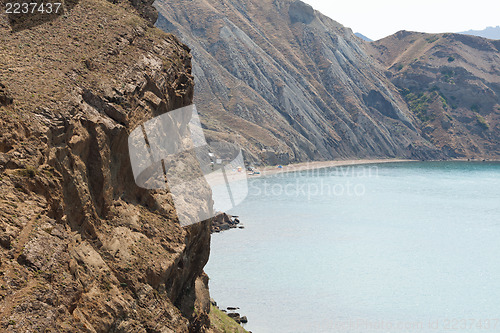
[0,0,220,331]
[368,31,500,158]
[154,0,440,164]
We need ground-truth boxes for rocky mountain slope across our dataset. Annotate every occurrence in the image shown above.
[0,0,245,332]
[154,0,443,164]
[369,31,500,158]
[154,0,500,162]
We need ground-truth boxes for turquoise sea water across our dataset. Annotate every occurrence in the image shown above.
[205,162,500,333]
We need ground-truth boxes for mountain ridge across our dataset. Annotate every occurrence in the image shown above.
[154,0,443,164]
[459,26,500,40]
[154,0,500,161]
[368,30,500,157]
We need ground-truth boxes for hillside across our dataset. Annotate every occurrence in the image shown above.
[0,0,245,332]
[154,0,443,164]
[369,31,500,158]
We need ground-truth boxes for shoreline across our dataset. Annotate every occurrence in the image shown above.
[252,158,500,177]
[254,158,414,177]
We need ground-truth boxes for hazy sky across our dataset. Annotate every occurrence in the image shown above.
[301,0,500,40]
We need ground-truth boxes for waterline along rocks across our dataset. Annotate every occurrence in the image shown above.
[211,213,243,233]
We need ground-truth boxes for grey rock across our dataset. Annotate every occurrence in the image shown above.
[154,0,440,163]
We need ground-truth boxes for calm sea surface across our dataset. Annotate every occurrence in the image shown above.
[205,162,500,333]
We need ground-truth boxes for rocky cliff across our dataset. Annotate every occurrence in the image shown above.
[1,0,500,331]
[369,31,500,158]
[154,0,442,164]
[0,0,230,331]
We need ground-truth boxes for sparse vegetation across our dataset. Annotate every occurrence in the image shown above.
[447,56,455,62]
[440,96,448,109]
[209,305,249,333]
[476,114,489,130]
[16,166,38,178]
[440,69,455,84]
[400,88,436,122]
[425,35,439,43]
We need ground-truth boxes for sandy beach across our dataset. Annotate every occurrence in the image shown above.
[253,158,415,177]
[207,158,499,183]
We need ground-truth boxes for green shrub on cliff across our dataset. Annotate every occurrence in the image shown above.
[16,166,38,178]
[476,114,489,130]
[401,89,435,122]
[209,305,249,333]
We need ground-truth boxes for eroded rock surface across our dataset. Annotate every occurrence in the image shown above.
[155,0,500,161]
[154,0,442,163]
[0,0,220,331]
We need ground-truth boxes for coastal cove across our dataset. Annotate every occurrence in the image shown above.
[206,161,500,333]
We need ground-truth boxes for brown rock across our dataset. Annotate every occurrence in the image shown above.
[227,312,241,323]
[0,2,209,331]
[0,83,13,106]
